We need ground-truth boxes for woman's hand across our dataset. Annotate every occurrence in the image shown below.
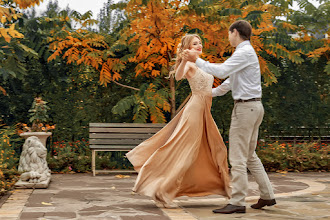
[183,49,199,63]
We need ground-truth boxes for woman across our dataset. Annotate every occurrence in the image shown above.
[126,34,230,207]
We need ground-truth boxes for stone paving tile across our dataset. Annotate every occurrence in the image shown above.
[121,215,169,220]
[19,212,45,220]
[44,212,76,218]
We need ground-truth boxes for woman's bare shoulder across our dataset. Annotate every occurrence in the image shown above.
[185,62,198,79]
[187,61,198,70]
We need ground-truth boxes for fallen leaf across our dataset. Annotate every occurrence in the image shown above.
[115,174,130,179]
[110,186,116,190]
[277,170,288,174]
[41,202,53,206]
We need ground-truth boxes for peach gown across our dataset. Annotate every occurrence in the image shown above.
[126,68,231,204]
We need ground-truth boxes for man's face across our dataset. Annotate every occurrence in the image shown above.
[228,29,237,47]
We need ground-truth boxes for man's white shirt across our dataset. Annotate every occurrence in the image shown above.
[195,40,262,100]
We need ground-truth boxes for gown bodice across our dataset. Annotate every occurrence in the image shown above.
[188,68,214,96]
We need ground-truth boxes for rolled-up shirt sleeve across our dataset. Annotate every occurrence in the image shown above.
[212,78,231,97]
[196,49,249,79]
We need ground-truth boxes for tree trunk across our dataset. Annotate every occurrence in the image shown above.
[175,93,191,115]
[170,76,176,119]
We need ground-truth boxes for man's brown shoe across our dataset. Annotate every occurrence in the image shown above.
[213,204,246,214]
[251,198,276,209]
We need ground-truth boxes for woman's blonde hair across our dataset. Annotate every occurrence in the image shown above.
[169,34,202,78]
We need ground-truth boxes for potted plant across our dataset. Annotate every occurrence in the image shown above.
[19,97,55,147]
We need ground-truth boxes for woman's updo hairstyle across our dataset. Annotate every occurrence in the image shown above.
[169,34,201,78]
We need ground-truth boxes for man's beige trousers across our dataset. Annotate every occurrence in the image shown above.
[228,101,275,206]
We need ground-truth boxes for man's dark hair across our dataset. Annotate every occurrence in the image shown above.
[229,20,252,40]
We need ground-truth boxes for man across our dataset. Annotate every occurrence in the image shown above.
[183,20,276,214]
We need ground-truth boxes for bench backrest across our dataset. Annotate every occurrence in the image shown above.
[89,123,166,150]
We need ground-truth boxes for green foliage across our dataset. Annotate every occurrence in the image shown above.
[244,10,265,27]
[290,0,330,32]
[47,140,133,173]
[210,93,234,140]
[217,8,242,16]
[325,60,330,74]
[0,39,38,82]
[28,97,50,130]
[112,82,171,123]
[0,125,22,195]
[45,69,125,141]
[97,0,127,35]
[257,142,329,172]
[112,95,136,116]
[261,57,329,136]
[47,139,91,173]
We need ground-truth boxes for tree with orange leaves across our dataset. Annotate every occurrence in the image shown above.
[48,0,320,123]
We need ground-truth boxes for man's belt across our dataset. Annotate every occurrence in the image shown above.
[234,98,261,104]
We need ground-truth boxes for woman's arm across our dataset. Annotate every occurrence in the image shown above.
[175,60,195,81]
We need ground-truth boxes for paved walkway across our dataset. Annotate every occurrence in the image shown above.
[0,172,329,220]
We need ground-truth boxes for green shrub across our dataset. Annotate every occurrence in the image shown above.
[256,142,329,172]
[47,140,133,173]
[0,125,21,195]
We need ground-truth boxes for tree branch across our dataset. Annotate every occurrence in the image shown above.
[113,81,140,91]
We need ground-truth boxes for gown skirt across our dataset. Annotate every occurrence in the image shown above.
[126,70,231,204]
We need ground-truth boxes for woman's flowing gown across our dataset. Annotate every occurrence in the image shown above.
[126,68,231,204]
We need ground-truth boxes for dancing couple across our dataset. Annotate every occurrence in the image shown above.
[126,20,276,214]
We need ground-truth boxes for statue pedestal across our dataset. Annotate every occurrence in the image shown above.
[20,132,52,147]
[15,177,51,188]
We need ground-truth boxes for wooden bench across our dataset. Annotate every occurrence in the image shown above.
[89,123,166,176]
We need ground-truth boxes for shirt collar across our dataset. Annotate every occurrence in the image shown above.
[236,40,251,50]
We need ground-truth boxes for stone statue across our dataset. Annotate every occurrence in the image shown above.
[15,136,51,188]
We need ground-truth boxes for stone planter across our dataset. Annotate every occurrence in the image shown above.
[20,132,52,147]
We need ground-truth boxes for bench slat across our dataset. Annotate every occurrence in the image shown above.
[89,127,162,133]
[89,123,165,128]
[90,144,136,150]
[90,139,146,145]
[94,169,136,173]
[89,133,154,139]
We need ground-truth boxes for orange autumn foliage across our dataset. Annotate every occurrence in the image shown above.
[124,0,305,87]
[47,0,317,120]
[0,0,44,42]
[48,0,310,87]
[48,28,123,84]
